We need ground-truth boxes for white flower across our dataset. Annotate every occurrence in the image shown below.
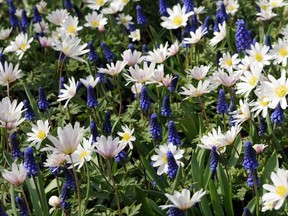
[253,144,267,153]
[145,43,169,64]
[121,49,143,66]
[198,127,225,151]
[27,120,50,150]
[216,69,241,87]
[36,0,47,13]
[270,38,288,66]
[46,9,69,26]
[231,99,251,125]
[116,13,133,29]
[98,60,127,77]
[246,42,271,67]
[225,0,239,16]
[160,4,194,29]
[262,168,288,211]
[260,69,288,109]
[269,0,287,8]
[39,36,53,48]
[210,21,226,47]
[256,8,277,21]
[0,27,12,40]
[250,88,270,117]
[33,21,50,34]
[0,61,21,86]
[58,16,83,36]
[80,75,99,88]
[117,125,136,150]
[84,11,108,32]
[219,52,240,73]
[58,77,78,108]
[47,122,84,155]
[86,0,108,10]
[151,143,184,175]
[4,33,33,60]
[52,34,89,62]
[44,153,66,168]
[183,27,207,44]
[167,40,180,56]
[160,188,206,210]
[180,80,211,99]
[125,62,156,84]
[131,82,143,95]
[129,29,141,42]
[220,126,242,146]
[186,65,210,80]
[2,163,27,186]
[94,135,126,159]
[148,64,173,87]
[48,196,61,213]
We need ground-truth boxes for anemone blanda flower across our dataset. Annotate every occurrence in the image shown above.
[148,64,174,87]
[145,42,169,64]
[79,75,99,88]
[116,13,133,29]
[186,65,210,80]
[250,88,270,117]
[180,80,211,99]
[128,29,141,42]
[270,38,288,66]
[121,49,143,66]
[198,127,225,151]
[0,61,22,86]
[246,42,271,67]
[44,153,66,168]
[57,77,78,108]
[58,15,83,36]
[46,9,69,26]
[2,163,27,186]
[225,0,239,16]
[231,99,251,125]
[183,27,207,44]
[209,21,226,47]
[219,52,240,73]
[84,11,108,32]
[86,0,108,10]
[39,36,54,48]
[27,120,50,150]
[0,27,12,40]
[98,60,127,77]
[216,69,241,87]
[269,0,287,8]
[160,4,194,29]
[125,62,156,85]
[117,125,136,150]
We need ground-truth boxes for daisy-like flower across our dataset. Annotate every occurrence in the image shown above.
[48,196,61,214]
[36,0,47,13]
[43,153,66,168]
[98,60,127,77]
[68,136,94,169]
[237,56,252,74]
[57,77,78,108]
[160,4,194,29]
[281,24,288,40]
[116,13,133,29]
[128,29,141,42]
[0,61,22,86]
[125,62,156,84]
[209,21,226,47]
[236,64,263,98]
[151,143,184,175]
[131,82,143,95]
[33,21,50,34]
[183,26,207,44]
[47,122,84,155]
[198,127,225,151]
[260,69,288,109]
[52,34,89,62]
[117,125,136,150]
[145,43,169,64]
[253,144,267,154]
[27,120,50,150]
[180,80,211,99]
[167,40,180,56]
[148,64,174,87]
[216,69,241,87]
[46,9,69,26]
[220,125,242,146]
[0,27,12,40]
[121,49,143,66]
[4,33,33,60]
[219,52,241,73]
[39,36,54,48]
[250,88,270,117]
[101,2,121,14]
[193,6,206,20]
[58,16,83,36]
[225,0,239,16]
[86,0,108,10]
[231,99,251,125]
[2,163,27,186]
[256,0,270,10]
[186,65,210,80]
[0,97,25,132]
[256,8,277,21]
[80,75,99,88]
[270,38,288,66]
[262,168,288,210]
[160,188,206,210]
[247,42,271,67]
[269,0,287,8]
[84,11,108,32]
[94,135,126,159]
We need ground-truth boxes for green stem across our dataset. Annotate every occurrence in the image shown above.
[6,81,10,98]
[82,162,90,215]
[32,176,47,216]
[10,185,17,216]
[199,97,209,128]
[21,186,32,216]
[114,76,122,116]
[252,171,259,216]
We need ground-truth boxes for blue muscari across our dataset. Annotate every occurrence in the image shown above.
[60,184,71,210]
[265,34,272,49]
[73,4,81,18]
[229,99,236,126]
[161,95,172,117]
[247,169,260,187]
[217,89,228,114]
[97,71,104,84]
[216,50,221,65]
[210,146,219,172]
[243,141,259,170]
[142,44,148,54]
[128,44,134,52]
[150,113,162,141]
[182,0,194,12]
[0,202,8,216]
[167,151,178,179]
[168,74,178,92]
[10,12,18,28]
[101,42,115,62]
[140,86,151,111]
[76,80,83,92]
[243,207,253,216]
[49,166,62,176]
[191,14,198,33]
[103,110,112,134]
[168,121,181,146]
[136,5,148,25]
[23,100,35,121]
[115,150,127,163]
[21,9,29,32]
[87,85,98,108]
[216,3,228,24]
[10,133,23,159]
[0,52,6,65]
[33,6,42,23]
[271,104,284,126]
[203,16,210,33]
[16,197,28,216]
[90,120,98,142]
[88,41,98,63]
[24,147,39,178]
[59,77,65,94]
[7,0,16,14]
[129,24,135,33]
[159,0,169,16]
[213,16,220,32]
[258,116,267,136]
[235,19,253,53]
[169,207,184,216]
[64,168,76,190]
[64,0,72,10]
[38,87,49,111]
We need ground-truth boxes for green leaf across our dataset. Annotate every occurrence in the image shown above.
[209,180,225,216]
[146,198,166,216]
[261,151,279,185]
[26,178,43,215]
[134,187,156,216]
[227,136,242,168]
[44,178,58,194]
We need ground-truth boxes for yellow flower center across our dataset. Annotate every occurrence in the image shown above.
[259,97,269,106]
[248,76,258,86]
[91,20,99,27]
[271,1,279,7]
[20,43,27,51]
[80,150,89,160]
[276,185,287,197]
[162,155,168,163]
[122,132,131,142]
[275,85,288,97]
[122,0,129,3]
[63,46,69,54]
[122,17,128,24]
[172,16,183,27]
[96,0,104,5]
[228,5,235,12]
[279,48,288,57]
[261,5,268,10]
[67,25,76,34]
[255,53,263,62]
[225,59,232,66]
[37,131,46,139]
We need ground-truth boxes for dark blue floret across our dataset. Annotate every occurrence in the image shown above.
[191,14,198,33]
[64,168,76,190]
[101,42,115,62]
[247,169,260,187]
[203,16,210,33]
[243,207,253,216]
[38,87,49,111]
[217,89,228,114]
[258,116,267,136]
[161,95,172,117]
[140,86,151,111]
[168,121,181,146]
[90,120,98,142]
[159,0,169,16]
[60,185,71,210]
[243,141,259,170]
[169,207,184,216]
[64,0,72,10]
[128,44,134,52]
[49,166,62,176]
[235,19,253,53]
[216,3,228,24]
[23,99,35,121]
[210,146,219,172]
[168,74,178,92]
[33,6,42,23]
[115,150,127,163]
[24,147,39,178]
[103,110,112,134]
[87,85,98,108]
[265,34,272,49]
[229,98,236,126]
[0,202,8,216]
[182,0,194,12]
[150,113,162,141]
[88,41,98,63]
[136,5,148,25]
[167,151,178,179]
[16,197,28,216]
[9,12,18,28]
[10,133,23,159]
[21,9,29,32]
[271,104,284,126]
